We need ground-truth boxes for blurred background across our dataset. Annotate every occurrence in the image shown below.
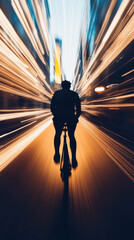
[0,0,134,239]
[1,0,133,146]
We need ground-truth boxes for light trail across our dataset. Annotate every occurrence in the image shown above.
[80,117,134,182]
[0,120,37,139]
[82,103,133,108]
[121,69,134,77]
[31,0,50,55]
[0,108,41,113]
[77,0,133,96]
[20,112,51,123]
[11,0,45,63]
[82,92,134,104]
[0,109,51,121]
[101,126,134,145]
[73,60,81,90]
[91,58,134,90]
[0,117,52,172]
[0,9,53,104]
[95,0,117,45]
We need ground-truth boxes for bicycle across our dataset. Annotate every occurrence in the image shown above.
[60,123,71,181]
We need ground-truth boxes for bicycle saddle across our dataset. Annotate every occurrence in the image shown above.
[63,122,68,132]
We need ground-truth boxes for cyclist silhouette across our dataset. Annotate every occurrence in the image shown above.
[51,80,81,168]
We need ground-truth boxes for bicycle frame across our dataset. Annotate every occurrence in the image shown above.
[60,123,71,180]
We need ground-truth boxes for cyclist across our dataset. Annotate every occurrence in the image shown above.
[51,80,81,168]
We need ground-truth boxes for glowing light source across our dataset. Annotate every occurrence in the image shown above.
[95,86,105,93]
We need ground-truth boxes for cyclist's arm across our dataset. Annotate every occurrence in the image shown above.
[50,94,56,116]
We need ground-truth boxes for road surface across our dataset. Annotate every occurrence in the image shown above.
[0,117,133,240]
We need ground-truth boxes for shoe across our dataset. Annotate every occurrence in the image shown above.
[54,153,60,163]
[72,158,78,169]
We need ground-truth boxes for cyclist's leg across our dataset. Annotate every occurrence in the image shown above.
[53,119,64,161]
[67,120,77,161]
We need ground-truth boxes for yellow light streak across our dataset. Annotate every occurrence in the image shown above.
[55,45,62,84]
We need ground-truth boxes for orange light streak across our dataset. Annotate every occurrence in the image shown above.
[121,69,134,77]
[0,109,51,121]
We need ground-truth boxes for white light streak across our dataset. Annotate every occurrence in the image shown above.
[0,121,37,139]
[0,118,52,171]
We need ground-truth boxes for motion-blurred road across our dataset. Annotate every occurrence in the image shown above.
[0,117,133,240]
